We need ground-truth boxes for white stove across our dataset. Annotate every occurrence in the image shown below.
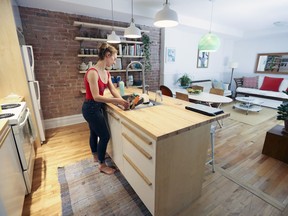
[0,102,27,125]
[0,101,35,195]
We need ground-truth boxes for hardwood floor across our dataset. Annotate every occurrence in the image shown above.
[22,116,288,216]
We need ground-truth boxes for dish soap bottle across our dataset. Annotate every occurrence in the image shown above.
[119,81,125,96]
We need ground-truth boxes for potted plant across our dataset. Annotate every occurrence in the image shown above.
[277,90,288,132]
[177,74,192,87]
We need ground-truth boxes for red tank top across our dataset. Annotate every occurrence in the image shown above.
[84,68,110,100]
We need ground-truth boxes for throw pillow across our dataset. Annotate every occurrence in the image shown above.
[212,80,224,90]
[243,76,259,89]
[260,76,284,92]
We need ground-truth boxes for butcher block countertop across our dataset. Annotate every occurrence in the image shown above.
[0,95,24,135]
[105,87,230,141]
[0,120,9,146]
[0,95,24,104]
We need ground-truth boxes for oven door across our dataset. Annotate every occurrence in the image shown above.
[12,108,34,171]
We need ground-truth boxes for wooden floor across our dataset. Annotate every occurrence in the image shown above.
[22,116,288,216]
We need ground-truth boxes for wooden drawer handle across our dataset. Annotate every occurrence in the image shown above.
[123,154,152,186]
[107,110,120,121]
[122,133,152,160]
[122,122,152,145]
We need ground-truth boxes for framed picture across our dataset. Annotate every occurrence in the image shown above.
[197,50,209,68]
[166,47,176,63]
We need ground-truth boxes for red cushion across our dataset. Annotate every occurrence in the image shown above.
[260,76,284,92]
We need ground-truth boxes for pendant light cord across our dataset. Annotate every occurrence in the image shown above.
[209,0,214,33]
[131,0,135,23]
[111,0,114,31]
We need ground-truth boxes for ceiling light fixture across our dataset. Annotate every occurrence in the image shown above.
[124,0,141,38]
[107,0,121,43]
[154,0,179,28]
[198,0,220,52]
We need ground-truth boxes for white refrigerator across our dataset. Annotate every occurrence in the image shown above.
[21,45,46,143]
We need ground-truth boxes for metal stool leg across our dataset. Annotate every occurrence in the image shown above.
[210,129,215,173]
[206,124,216,173]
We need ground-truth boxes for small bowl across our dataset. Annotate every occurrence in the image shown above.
[187,88,202,94]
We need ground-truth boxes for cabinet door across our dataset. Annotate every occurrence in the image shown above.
[0,128,26,216]
[106,109,123,171]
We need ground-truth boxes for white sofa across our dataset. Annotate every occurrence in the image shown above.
[234,76,288,101]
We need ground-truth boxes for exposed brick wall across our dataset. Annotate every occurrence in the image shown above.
[19,7,160,120]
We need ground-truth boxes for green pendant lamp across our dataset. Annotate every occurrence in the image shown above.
[198,0,220,52]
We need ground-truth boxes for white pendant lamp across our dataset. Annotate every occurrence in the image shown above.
[154,0,179,28]
[124,0,141,38]
[107,0,121,43]
[198,0,220,52]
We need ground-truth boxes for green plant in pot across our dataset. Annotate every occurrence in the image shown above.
[277,90,288,132]
[177,74,192,87]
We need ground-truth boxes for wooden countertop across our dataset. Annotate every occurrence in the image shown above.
[0,120,9,147]
[0,95,24,104]
[105,87,230,141]
[0,95,24,136]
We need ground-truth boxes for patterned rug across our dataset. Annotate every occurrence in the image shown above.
[58,158,151,216]
[222,103,277,125]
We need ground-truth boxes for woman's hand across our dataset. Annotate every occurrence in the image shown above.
[115,98,129,109]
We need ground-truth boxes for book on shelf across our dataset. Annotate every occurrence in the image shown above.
[120,44,143,56]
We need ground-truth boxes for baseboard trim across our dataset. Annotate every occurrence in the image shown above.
[44,114,85,129]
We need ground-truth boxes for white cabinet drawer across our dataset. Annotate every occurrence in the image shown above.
[122,135,155,185]
[123,154,154,214]
[121,121,155,156]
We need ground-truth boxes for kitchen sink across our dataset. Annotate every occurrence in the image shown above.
[119,94,161,110]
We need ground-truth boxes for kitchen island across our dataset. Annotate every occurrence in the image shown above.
[104,88,230,216]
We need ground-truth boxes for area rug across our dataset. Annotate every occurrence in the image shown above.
[58,158,151,216]
[222,103,277,125]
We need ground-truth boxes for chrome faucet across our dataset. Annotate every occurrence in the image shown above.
[125,61,146,94]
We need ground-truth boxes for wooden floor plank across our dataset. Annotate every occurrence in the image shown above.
[22,114,288,215]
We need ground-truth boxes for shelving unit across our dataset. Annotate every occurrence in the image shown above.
[74,20,148,94]
[73,21,149,34]
[75,36,143,44]
[79,69,142,74]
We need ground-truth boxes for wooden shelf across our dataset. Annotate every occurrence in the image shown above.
[79,69,142,74]
[75,36,143,44]
[77,54,143,58]
[122,55,143,58]
[73,21,149,34]
[77,54,98,58]
[110,69,142,73]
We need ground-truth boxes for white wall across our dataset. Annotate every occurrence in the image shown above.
[162,27,288,93]
[229,34,288,91]
[162,26,235,89]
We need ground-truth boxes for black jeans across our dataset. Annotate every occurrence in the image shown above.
[82,100,110,163]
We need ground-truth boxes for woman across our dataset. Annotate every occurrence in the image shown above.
[82,43,129,175]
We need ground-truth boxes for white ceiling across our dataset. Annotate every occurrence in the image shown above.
[16,0,288,38]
